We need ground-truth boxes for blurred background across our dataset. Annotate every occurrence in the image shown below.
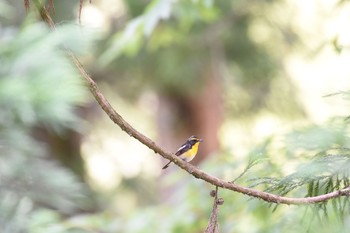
[1,0,350,232]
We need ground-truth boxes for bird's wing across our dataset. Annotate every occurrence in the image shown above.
[175,143,191,156]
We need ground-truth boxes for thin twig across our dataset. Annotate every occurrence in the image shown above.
[79,0,83,25]
[24,0,30,13]
[205,186,220,233]
[32,0,350,205]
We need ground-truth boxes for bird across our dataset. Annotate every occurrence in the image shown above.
[162,135,204,169]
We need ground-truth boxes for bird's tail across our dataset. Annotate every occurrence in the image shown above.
[162,161,172,169]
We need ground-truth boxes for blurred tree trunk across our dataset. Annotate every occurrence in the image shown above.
[32,105,98,181]
[33,122,85,179]
[157,63,223,167]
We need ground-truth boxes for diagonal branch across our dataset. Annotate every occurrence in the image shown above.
[32,0,350,205]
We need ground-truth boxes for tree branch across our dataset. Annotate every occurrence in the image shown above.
[205,187,222,233]
[33,0,350,205]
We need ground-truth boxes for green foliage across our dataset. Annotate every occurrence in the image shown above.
[0,22,89,131]
[98,0,283,106]
[100,0,174,62]
[247,121,350,223]
[285,121,350,153]
[3,0,349,232]
[232,138,271,183]
[261,149,350,195]
[89,1,350,231]
[0,14,95,232]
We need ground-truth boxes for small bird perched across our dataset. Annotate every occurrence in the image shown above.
[162,135,204,169]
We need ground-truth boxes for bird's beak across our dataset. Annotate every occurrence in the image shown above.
[199,139,204,142]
